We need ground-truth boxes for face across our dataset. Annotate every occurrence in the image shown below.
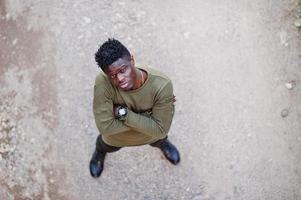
[105,56,137,91]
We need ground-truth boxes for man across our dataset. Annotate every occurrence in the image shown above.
[90,38,180,178]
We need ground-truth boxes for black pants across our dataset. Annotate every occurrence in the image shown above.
[96,135,167,153]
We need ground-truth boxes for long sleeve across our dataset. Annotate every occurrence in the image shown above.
[93,78,131,136]
[124,81,175,138]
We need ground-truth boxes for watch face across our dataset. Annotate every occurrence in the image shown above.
[119,108,126,116]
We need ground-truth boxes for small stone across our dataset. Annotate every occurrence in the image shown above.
[192,194,209,200]
[281,109,289,118]
[279,30,288,46]
[183,32,190,39]
[27,25,32,31]
[6,13,10,20]
[0,131,7,139]
[83,16,91,24]
[294,18,301,27]
[12,38,18,46]
[285,82,294,90]
[0,144,11,153]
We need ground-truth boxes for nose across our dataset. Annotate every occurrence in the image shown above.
[117,73,125,83]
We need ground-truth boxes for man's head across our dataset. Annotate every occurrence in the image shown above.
[95,38,131,71]
[95,38,138,91]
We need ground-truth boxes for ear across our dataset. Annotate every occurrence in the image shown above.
[130,55,135,66]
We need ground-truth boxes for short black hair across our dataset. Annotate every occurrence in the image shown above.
[95,38,131,71]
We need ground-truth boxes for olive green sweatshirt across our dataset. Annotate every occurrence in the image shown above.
[93,67,175,147]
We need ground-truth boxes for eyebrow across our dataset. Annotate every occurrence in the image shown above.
[108,65,127,75]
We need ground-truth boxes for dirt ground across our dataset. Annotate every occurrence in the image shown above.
[1,0,301,199]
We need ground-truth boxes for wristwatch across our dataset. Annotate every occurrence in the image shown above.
[117,106,128,121]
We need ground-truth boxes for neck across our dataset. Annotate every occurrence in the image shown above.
[133,69,145,89]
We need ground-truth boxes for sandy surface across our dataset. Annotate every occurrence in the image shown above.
[1,0,301,199]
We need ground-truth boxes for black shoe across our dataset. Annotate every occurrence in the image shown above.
[89,149,106,177]
[159,140,180,165]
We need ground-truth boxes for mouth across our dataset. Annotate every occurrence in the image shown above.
[119,82,129,89]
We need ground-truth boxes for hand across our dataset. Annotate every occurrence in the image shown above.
[113,105,128,118]
[140,109,153,117]
[173,95,176,102]
[113,105,121,118]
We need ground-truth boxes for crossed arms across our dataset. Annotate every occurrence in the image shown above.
[93,81,175,139]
